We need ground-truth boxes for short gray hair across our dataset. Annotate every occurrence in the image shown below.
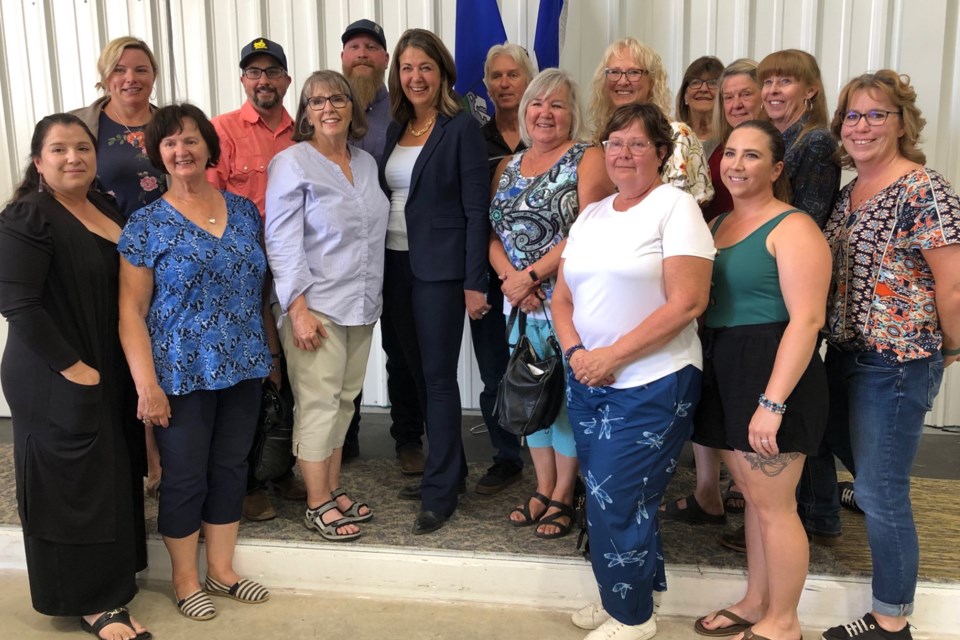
[518,68,584,146]
[483,43,537,93]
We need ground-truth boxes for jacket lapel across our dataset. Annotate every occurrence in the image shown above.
[409,113,450,200]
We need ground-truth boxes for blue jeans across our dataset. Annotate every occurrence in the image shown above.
[825,347,943,617]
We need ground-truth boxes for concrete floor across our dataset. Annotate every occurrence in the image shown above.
[0,570,830,640]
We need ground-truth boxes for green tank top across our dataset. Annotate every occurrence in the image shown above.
[704,209,801,328]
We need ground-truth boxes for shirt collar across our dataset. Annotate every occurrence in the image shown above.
[241,100,294,131]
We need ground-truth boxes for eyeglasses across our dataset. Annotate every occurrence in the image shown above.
[604,68,647,82]
[242,66,285,80]
[688,78,719,90]
[842,109,901,127]
[602,139,656,155]
[307,94,351,110]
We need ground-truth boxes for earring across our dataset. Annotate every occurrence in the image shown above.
[805,97,814,112]
[298,117,314,137]
[38,173,46,193]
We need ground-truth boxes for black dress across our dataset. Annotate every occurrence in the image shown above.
[0,191,146,615]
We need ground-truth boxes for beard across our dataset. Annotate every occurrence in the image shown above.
[346,65,385,110]
[252,87,280,110]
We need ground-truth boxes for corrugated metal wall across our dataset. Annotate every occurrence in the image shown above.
[0,0,958,423]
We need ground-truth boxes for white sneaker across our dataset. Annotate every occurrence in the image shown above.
[573,603,610,630]
[584,615,657,640]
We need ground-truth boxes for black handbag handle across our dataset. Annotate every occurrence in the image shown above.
[505,303,559,354]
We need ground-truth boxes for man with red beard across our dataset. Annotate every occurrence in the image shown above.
[207,37,305,521]
[339,20,428,474]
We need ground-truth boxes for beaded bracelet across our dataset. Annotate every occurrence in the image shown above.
[758,394,787,415]
[564,343,586,360]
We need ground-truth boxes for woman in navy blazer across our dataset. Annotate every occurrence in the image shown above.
[379,28,491,534]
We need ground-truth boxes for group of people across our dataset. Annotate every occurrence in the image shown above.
[0,18,957,640]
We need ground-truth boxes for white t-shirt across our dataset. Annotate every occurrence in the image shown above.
[561,185,716,388]
[383,144,423,250]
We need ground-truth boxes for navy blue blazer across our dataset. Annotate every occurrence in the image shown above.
[379,110,490,292]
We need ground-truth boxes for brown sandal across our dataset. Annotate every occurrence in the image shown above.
[694,609,754,637]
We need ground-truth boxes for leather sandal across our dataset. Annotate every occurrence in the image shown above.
[330,487,373,523]
[661,494,726,525]
[723,480,745,514]
[509,492,550,527]
[694,609,754,637]
[534,500,575,539]
[81,607,152,639]
[304,500,361,541]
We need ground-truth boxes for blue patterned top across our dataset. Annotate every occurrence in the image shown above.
[118,192,270,395]
[490,143,588,301]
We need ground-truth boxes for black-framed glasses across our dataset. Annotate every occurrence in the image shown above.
[604,68,647,82]
[242,66,285,80]
[602,139,655,155]
[307,94,351,110]
[842,110,901,127]
[689,78,719,90]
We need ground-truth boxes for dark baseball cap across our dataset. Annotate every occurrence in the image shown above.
[239,37,287,71]
[341,19,387,50]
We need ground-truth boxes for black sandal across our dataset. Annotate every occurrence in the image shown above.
[81,607,152,640]
[661,494,726,525]
[723,480,745,514]
[534,500,575,539]
[509,492,550,527]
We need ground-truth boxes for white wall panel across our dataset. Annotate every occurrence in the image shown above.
[0,0,958,421]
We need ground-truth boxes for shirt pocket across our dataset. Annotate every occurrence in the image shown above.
[233,155,268,183]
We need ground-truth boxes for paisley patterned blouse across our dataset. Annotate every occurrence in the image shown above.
[490,143,588,302]
[118,192,271,394]
[824,168,960,363]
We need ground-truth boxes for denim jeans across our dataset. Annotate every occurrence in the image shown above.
[825,346,943,617]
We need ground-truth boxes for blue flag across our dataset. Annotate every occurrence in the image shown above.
[455,0,507,124]
[533,0,566,70]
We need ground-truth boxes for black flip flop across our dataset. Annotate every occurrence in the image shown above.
[81,607,152,640]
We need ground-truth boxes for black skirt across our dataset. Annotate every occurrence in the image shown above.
[692,322,828,455]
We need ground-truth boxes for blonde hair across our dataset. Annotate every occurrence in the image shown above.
[95,36,158,93]
[517,68,584,146]
[830,70,926,168]
[589,38,671,142]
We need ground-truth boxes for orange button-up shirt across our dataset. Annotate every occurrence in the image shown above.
[207,101,295,218]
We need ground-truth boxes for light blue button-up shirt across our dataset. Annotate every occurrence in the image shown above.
[264,142,389,326]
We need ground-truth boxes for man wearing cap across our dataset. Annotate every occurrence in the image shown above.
[207,37,305,522]
[339,19,428,475]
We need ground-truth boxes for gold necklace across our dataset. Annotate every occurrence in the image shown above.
[407,114,436,137]
[108,104,147,136]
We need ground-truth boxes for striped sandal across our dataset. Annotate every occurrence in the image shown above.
[330,487,373,523]
[204,576,270,604]
[176,589,217,621]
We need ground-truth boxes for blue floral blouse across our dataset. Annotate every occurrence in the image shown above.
[118,192,270,395]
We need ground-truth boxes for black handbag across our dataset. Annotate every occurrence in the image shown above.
[251,379,295,482]
[493,307,566,436]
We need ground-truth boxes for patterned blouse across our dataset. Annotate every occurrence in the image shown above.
[782,116,840,229]
[824,168,960,363]
[118,192,271,395]
[97,113,166,217]
[665,121,714,206]
[490,143,588,301]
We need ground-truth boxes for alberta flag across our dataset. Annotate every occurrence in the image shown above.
[533,0,568,70]
[455,0,507,124]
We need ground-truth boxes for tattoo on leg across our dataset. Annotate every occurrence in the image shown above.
[742,451,801,477]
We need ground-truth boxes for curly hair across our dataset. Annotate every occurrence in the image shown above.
[830,70,926,168]
[588,38,671,142]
